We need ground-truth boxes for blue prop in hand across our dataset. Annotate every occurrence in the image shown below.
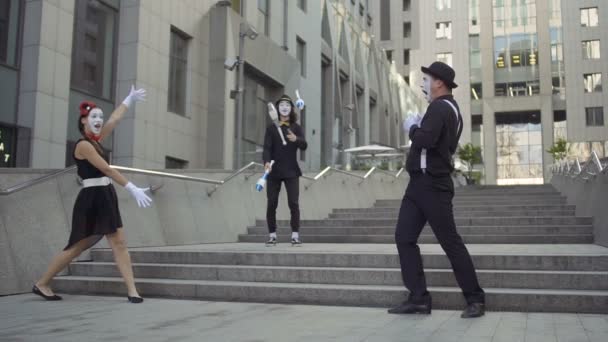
[256,161,275,192]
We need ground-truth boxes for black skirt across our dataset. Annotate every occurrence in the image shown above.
[64,184,123,250]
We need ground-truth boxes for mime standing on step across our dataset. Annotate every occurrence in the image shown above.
[263,94,308,247]
[388,62,486,318]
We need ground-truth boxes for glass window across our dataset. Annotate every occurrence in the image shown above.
[380,0,391,40]
[168,27,190,116]
[436,52,452,66]
[495,111,544,184]
[581,7,599,27]
[403,0,411,11]
[71,0,117,100]
[0,124,15,167]
[435,22,452,40]
[586,107,604,127]
[165,156,189,169]
[582,40,601,59]
[583,73,602,93]
[297,0,307,12]
[296,37,306,77]
[403,49,410,65]
[385,49,393,62]
[471,83,482,100]
[403,22,411,38]
[0,0,21,67]
[257,0,269,36]
[436,0,451,11]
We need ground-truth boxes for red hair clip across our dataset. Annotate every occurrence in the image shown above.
[79,101,97,116]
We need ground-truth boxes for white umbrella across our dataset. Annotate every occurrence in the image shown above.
[344,145,396,155]
[356,153,404,159]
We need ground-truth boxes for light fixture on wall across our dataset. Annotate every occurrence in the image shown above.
[231,22,260,168]
[215,0,232,7]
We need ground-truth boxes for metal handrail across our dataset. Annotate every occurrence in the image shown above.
[551,150,607,180]
[1,162,406,197]
[0,166,77,196]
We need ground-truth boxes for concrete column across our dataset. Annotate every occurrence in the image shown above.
[482,102,497,184]
[18,0,75,168]
[537,0,555,182]
[112,0,141,167]
[479,0,496,184]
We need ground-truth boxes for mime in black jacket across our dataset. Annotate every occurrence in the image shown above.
[262,95,307,246]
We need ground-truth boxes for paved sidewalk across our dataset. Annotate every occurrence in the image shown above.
[1,294,607,342]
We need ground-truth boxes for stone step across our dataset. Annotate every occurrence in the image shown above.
[329,210,576,218]
[447,195,567,201]
[375,199,567,207]
[457,185,556,191]
[238,234,593,244]
[246,226,594,236]
[259,217,593,227]
[333,205,577,213]
[68,262,608,291]
[90,249,608,271]
[453,190,560,195]
[52,276,608,313]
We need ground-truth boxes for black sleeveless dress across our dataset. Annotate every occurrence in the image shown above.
[64,140,123,250]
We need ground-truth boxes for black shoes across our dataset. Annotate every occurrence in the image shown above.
[265,237,277,247]
[291,238,302,246]
[32,285,62,301]
[461,302,485,318]
[127,296,144,304]
[388,301,432,315]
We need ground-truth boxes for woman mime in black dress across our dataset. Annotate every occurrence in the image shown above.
[33,86,151,303]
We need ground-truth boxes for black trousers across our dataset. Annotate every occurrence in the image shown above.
[395,173,485,305]
[266,177,300,233]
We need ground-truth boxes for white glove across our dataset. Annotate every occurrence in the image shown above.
[295,90,305,110]
[122,85,147,108]
[403,114,422,132]
[124,182,152,208]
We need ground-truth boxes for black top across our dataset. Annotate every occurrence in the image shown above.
[263,122,308,179]
[406,95,463,176]
[74,139,107,180]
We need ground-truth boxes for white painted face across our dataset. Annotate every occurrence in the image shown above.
[421,74,433,103]
[278,101,292,117]
[87,108,104,135]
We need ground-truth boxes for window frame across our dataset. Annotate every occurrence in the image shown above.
[70,0,119,101]
[583,73,602,93]
[580,7,599,27]
[586,107,604,127]
[167,26,191,116]
[296,36,307,77]
[0,0,24,69]
[403,22,412,38]
[582,40,601,60]
[435,21,452,40]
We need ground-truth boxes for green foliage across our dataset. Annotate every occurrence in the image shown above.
[547,138,569,161]
[457,143,483,184]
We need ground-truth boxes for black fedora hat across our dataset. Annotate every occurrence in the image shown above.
[421,61,458,89]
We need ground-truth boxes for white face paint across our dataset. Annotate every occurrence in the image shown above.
[278,101,292,117]
[87,108,104,136]
[421,75,433,103]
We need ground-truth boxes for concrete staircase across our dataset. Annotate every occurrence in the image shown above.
[239,185,594,244]
[54,184,608,313]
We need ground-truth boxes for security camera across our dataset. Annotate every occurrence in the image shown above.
[224,57,238,71]
[239,23,259,40]
[245,27,259,40]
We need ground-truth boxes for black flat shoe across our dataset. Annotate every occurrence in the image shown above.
[388,301,431,315]
[32,285,62,301]
[127,296,144,304]
[461,303,485,318]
